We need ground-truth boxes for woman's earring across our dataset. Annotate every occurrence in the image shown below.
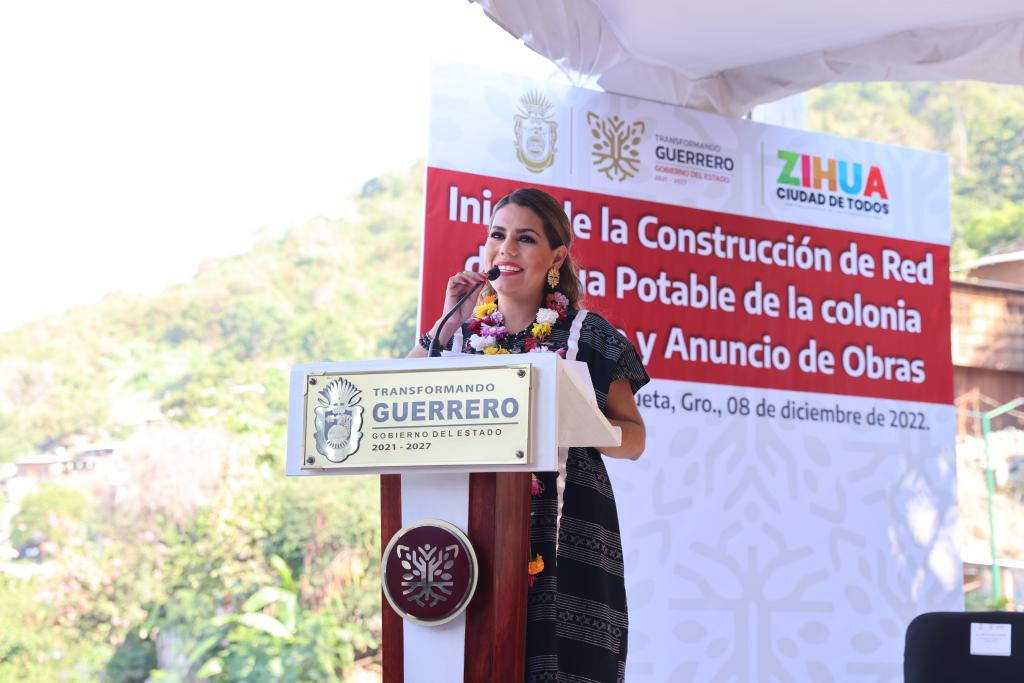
[546,266,560,289]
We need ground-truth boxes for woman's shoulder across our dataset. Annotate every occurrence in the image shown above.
[575,308,614,329]
[575,309,621,336]
[571,308,650,393]
[573,309,632,354]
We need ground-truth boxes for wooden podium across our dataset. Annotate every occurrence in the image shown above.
[286,353,620,683]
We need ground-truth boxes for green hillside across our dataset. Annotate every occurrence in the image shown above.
[0,163,424,463]
[0,163,425,681]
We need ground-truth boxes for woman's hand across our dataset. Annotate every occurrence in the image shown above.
[407,270,488,357]
[438,270,489,338]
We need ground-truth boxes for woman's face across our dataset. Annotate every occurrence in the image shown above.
[484,203,566,305]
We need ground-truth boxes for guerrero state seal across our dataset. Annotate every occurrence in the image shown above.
[313,377,364,463]
[382,519,478,626]
[514,90,558,173]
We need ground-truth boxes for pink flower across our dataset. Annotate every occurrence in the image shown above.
[480,323,507,337]
[530,474,543,496]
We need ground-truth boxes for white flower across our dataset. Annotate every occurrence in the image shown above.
[536,308,559,325]
[468,334,495,351]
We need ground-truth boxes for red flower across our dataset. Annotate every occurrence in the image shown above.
[523,336,538,351]
[545,293,569,321]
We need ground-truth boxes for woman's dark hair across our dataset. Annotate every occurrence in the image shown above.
[482,187,583,308]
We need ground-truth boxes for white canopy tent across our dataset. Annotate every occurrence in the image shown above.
[474,0,1024,116]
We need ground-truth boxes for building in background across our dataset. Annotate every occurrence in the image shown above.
[953,245,1024,608]
[954,245,1024,416]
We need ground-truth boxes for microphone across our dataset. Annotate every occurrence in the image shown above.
[428,266,501,357]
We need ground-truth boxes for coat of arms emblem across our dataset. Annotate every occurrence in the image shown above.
[313,377,364,463]
[514,90,558,173]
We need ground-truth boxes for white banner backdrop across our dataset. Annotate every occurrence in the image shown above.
[420,63,961,681]
[607,384,958,681]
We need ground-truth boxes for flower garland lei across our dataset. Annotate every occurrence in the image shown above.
[466,292,569,355]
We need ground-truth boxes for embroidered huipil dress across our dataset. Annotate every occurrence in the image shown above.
[446,307,650,683]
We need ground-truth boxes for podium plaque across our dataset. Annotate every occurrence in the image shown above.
[302,364,533,470]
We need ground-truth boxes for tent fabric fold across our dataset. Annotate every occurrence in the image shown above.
[475,0,1024,116]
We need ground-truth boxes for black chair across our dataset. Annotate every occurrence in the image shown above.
[905,611,1024,682]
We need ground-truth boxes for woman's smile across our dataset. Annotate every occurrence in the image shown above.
[494,261,524,275]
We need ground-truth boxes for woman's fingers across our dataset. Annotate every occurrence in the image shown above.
[436,271,489,336]
[446,271,489,295]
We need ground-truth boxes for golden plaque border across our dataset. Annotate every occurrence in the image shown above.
[301,364,533,470]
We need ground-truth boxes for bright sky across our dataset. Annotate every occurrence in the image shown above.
[0,1,567,331]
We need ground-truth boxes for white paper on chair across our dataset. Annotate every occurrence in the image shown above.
[970,622,1011,656]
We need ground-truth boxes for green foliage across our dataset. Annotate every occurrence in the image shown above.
[960,201,1024,258]
[806,81,1024,263]
[1,448,382,681]
[10,482,95,549]
[0,529,165,682]
[0,574,58,681]
[104,631,158,683]
[37,535,167,662]
[145,461,379,682]
[965,591,1011,612]
[189,555,374,682]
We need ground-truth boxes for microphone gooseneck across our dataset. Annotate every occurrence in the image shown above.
[427,267,501,357]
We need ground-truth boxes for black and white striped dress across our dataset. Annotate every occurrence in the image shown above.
[450,308,650,683]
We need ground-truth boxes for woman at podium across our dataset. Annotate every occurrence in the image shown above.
[410,187,649,682]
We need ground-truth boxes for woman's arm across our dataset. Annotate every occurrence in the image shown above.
[599,378,646,460]
[407,338,428,358]
[405,317,457,358]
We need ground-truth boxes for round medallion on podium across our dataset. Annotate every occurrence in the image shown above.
[381,519,478,626]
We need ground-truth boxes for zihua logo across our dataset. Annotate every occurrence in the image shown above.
[587,112,645,181]
[774,149,890,215]
[514,90,557,173]
[313,378,364,462]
